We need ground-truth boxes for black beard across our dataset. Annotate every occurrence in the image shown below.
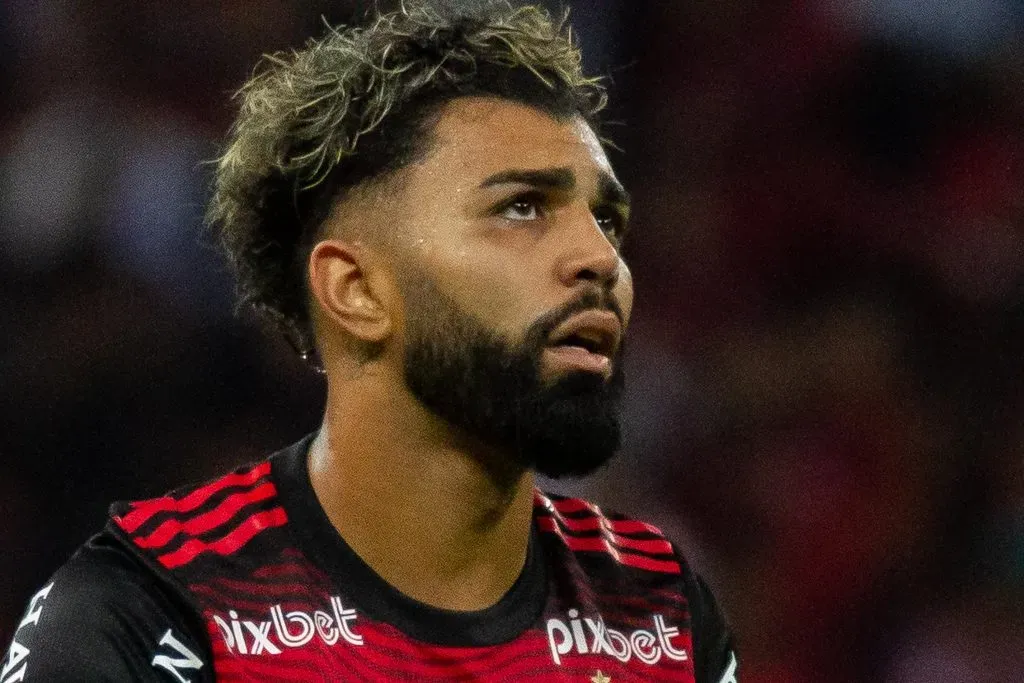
[402,276,625,479]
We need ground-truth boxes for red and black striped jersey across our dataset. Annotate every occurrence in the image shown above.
[3,435,738,682]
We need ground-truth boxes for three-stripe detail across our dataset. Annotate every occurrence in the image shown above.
[114,462,287,569]
[534,492,681,574]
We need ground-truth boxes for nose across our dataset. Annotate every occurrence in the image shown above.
[555,212,621,289]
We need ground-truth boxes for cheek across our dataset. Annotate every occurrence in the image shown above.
[427,250,532,328]
[616,261,635,324]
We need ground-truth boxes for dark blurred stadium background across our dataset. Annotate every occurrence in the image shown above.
[3,1,1023,680]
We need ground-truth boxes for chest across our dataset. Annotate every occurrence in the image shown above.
[200,594,695,681]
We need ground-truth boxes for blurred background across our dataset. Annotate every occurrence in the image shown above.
[2,0,1023,679]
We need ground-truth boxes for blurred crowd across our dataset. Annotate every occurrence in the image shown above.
[2,1,1022,680]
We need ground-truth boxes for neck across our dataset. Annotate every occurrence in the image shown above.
[308,371,536,612]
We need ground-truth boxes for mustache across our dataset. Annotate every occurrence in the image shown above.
[526,289,625,348]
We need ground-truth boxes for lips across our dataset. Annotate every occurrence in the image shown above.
[546,309,621,360]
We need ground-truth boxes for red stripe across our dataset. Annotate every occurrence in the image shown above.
[600,590,689,612]
[200,577,323,598]
[546,496,596,514]
[542,511,665,536]
[213,656,316,682]
[537,492,668,536]
[190,585,329,612]
[351,623,549,672]
[157,507,287,569]
[536,515,674,555]
[536,517,681,574]
[132,482,277,550]
[116,463,272,533]
[190,592,293,615]
[604,531,674,555]
[347,630,557,680]
[549,495,666,532]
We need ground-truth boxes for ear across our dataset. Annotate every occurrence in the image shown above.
[308,239,394,349]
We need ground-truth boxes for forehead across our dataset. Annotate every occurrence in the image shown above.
[421,97,614,180]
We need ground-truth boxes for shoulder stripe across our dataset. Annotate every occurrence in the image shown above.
[157,506,288,569]
[536,492,669,538]
[117,462,272,533]
[539,510,665,536]
[546,496,663,531]
[534,491,681,574]
[536,516,681,574]
[132,482,278,550]
[547,496,600,514]
[535,514,674,555]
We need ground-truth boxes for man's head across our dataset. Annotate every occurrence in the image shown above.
[209,2,634,477]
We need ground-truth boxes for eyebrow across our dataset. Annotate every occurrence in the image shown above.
[479,166,631,209]
[480,167,575,191]
[599,172,631,210]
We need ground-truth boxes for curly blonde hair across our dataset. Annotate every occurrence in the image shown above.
[207,0,607,358]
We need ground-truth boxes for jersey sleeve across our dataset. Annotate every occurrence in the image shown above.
[680,557,740,683]
[2,531,213,683]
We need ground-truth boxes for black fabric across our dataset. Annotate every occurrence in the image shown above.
[270,435,550,647]
[678,548,739,683]
[2,533,214,682]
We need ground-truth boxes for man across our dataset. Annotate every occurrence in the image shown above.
[3,2,737,680]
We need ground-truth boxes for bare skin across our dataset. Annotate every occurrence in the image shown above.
[305,97,634,612]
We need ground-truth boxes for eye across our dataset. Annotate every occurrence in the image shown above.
[497,192,544,221]
[593,205,628,241]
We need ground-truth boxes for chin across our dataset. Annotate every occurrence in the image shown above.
[514,384,623,479]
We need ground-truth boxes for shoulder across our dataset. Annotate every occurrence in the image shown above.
[533,490,682,574]
[110,459,285,573]
[3,531,212,682]
[4,443,307,682]
[533,490,740,682]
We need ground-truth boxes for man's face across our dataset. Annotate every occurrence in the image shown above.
[381,98,633,477]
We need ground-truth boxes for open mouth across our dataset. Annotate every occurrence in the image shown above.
[544,333,614,376]
[550,332,608,356]
[542,309,621,376]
